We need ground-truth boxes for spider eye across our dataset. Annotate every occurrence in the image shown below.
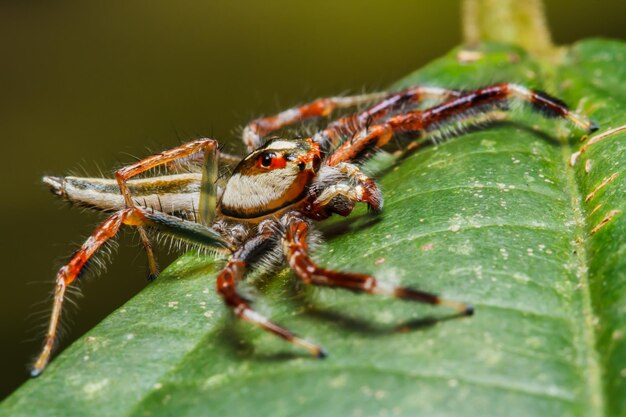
[257,151,286,170]
[260,152,274,168]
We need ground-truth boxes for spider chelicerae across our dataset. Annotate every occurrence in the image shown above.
[33,83,596,376]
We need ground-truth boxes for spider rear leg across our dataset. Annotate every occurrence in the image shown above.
[115,139,219,279]
[32,208,132,376]
[32,206,230,376]
[283,216,473,315]
[216,225,326,358]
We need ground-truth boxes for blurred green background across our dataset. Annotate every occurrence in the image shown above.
[1,0,625,400]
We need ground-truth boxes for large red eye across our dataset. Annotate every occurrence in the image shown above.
[257,152,286,169]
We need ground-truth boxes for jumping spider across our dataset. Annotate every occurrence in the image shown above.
[33,83,596,376]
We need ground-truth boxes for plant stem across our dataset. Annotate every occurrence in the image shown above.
[463,0,553,55]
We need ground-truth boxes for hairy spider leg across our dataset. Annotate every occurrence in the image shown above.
[243,92,390,151]
[216,223,326,358]
[317,86,462,152]
[115,139,219,279]
[244,87,462,152]
[283,215,473,314]
[327,83,598,166]
[31,209,130,376]
[31,206,230,376]
[165,149,242,171]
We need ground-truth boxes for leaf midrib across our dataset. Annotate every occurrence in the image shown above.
[543,51,605,415]
[559,130,605,416]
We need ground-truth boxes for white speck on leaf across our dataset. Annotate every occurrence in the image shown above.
[512,272,530,284]
[329,373,348,388]
[83,379,109,397]
[203,374,227,389]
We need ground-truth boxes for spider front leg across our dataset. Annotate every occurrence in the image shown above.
[283,214,473,315]
[216,221,326,358]
[115,139,219,279]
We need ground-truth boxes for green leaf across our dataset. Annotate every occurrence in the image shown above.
[3,40,626,417]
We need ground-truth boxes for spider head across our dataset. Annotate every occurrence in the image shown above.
[219,138,322,220]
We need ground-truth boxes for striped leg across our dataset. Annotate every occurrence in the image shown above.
[116,139,219,279]
[165,149,241,170]
[327,83,598,165]
[243,92,388,151]
[283,215,473,314]
[244,87,461,152]
[216,225,326,358]
[31,207,230,376]
[316,86,461,152]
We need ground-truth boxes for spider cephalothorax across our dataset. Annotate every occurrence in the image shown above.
[219,138,322,221]
[33,83,596,376]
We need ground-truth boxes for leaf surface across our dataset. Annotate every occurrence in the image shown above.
[3,40,626,417]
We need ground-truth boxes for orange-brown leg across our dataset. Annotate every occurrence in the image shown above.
[32,206,230,376]
[216,224,326,358]
[243,92,389,151]
[244,87,461,152]
[216,260,326,358]
[165,149,241,170]
[115,139,219,279]
[31,208,134,376]
[317,86,461,152]
[326,83,598,166]
[283,216,473,314]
